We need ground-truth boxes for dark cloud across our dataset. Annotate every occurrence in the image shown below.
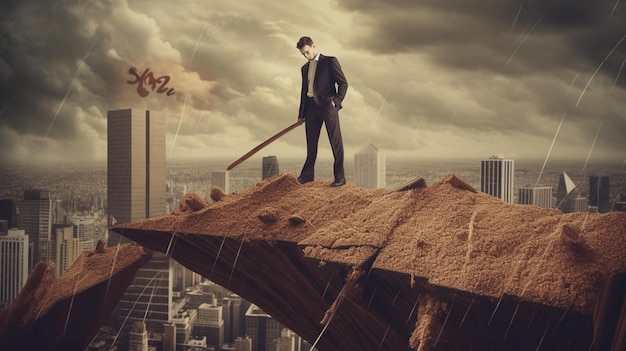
[331,0,626,159]
[0,0,624,163]
[1,1,101,138]
[338,0,626,81]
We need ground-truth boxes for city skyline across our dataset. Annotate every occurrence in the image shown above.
[1,155,624,349]
[1,156,624,199]
[1,1,626,164]
[1,158,624,232]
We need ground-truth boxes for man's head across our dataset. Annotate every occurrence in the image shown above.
[297,36,317,61]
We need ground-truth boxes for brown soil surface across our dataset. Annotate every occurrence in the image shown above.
[0,243,149,329]
[127,173,626,315]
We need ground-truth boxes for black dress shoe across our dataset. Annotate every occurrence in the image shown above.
[298,177,313,184]
[330,178,346,187]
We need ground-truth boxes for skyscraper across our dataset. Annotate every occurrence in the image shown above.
[128,321,149,351]
[110,234,172,334]
[275,329,301,351]
[589,175,600,207]
[162,322,177,351]
[353,143,386,189]
[262,156,279,180]
[223,294,243,344]
[0,220,7,235]
[195,303,224,349]
[0,199,17,229]
[518,186,553,208]
[480,156,514,203]
[171,309,194,348]
[0,228,29,308]
[212,171,230,193]
[245,304,283,351]
[51,224,82,278]
[234,336,252,351]
[614,194,626,212]
[563,196,588,213]
[556,171,576,210]
[18,190,52,269]
[107,108,166,243]
[589,175,610,213]
[107,108,170,335]
[599,176,610,212]
[70,215,98,243]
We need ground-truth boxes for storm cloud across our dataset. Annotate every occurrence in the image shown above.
[0,0,624,163]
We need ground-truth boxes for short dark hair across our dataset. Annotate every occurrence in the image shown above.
[296,36,314,49]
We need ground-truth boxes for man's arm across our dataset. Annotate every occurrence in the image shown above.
[298,65,308,119]
[330,57,348,107]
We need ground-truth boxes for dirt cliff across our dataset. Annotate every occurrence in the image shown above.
[0,243,152,351]
[113,173,626,350]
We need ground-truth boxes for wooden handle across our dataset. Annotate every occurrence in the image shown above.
[226,119,304,171]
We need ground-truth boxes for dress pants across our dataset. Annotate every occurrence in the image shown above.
[299,97,345,181]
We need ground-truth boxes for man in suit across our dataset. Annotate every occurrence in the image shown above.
[296,36,348,187]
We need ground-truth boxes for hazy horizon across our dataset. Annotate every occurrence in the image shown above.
[2,155,623,193]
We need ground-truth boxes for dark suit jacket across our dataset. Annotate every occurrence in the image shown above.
[298,54,348,119]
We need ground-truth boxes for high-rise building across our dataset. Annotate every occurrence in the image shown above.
[0,199,17,229]
[223,294,243,344]
[171,309,195,350]
[187,336,208,348]
[166,180,188,213]
[556,171,576,210]
[234,336,252,351]
[51,224,81,278]
[614,194,626,212]
[114,254,173,334]
[18,190,52,269]
[0,220,8,235]
[518,186,553,208]
[70,215,98,243]
[187,289,218,310]
[195,303,224,349]
[262,156,279,180]
[598,178,611,211]
[53,199,67,225]
[192,280,245,342]
[245,304,283,351]
[480,156,514,203]
[172,260,201,297]
[589,175,610,213]
[589,175,600,207]
[107,108,166,243]
[107,108,170,335]
[128,321,149,351]
[353,143,385,189]
[162,322,177,351]
[212,171,230,193]
[275,329,301,351]
[0,228,29,308]
[563,196,588,213]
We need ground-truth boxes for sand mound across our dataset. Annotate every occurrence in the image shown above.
[0,243,151,351]
[112,173,626,350]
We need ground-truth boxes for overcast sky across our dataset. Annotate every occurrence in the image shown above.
[1,0,625,165]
